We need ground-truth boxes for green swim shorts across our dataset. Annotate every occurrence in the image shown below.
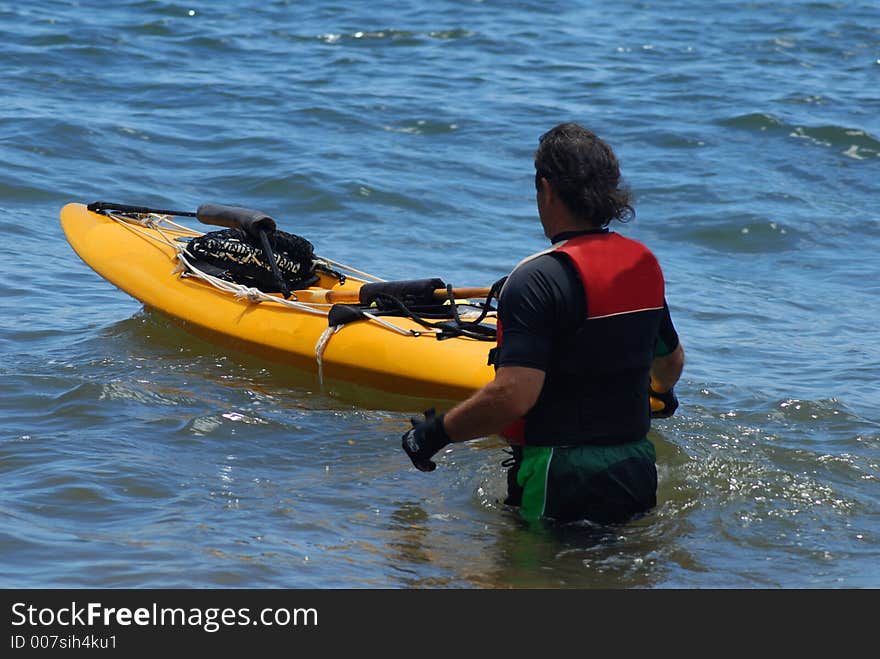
[506,438,658,524]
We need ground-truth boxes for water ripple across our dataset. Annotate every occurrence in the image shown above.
[1,0,878,588]
[720,113,880,159]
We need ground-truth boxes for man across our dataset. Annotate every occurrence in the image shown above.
[402,122,685,525]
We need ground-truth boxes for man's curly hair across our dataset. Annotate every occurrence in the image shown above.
[534,122,634,227]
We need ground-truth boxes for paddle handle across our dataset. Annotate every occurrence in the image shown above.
[296,286,492,304]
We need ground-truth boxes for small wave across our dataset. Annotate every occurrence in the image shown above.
[779,93,829,106]
[673,427,863,524]
[184,411,271,437]
[127,20,176,38]
[99,380,201,408]
[720,113,879,159]
[318,29,422,46]
[25,33,75,47]
[683,216,800,254]
[383,119,459,135]
[0,180,61,204]
[317,28,475,46]
[719,112,787,131]
[344,182,440,215]
[769,397,855,424]
[789,125,880,159]
[428,29,476,40]
[292,106,372,131]
[230,174,347,212]
[676,392,879,499]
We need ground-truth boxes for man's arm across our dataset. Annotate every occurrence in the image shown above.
[400,255,563,471]
[650,343,685,392]
[400,366,544,472]
[649,343,685,419]
[443,366,545,442]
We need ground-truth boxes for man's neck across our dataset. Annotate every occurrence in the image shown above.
[545,213,606,242]
[550,226,608,244]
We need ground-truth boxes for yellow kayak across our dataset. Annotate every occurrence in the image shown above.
[60,202,497,402]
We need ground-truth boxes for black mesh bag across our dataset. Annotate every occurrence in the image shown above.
[183,228,320,293]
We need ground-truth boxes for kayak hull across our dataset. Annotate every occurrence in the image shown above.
[60,203,496,402]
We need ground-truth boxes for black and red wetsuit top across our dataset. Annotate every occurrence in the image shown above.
[492,228,679,447]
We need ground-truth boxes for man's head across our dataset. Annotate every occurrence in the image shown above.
[534,122,634,228]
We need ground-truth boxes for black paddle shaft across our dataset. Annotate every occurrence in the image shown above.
[87,201,198,217]
[87,201,278,238]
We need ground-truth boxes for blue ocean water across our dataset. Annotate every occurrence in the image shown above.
[1,0,878,588]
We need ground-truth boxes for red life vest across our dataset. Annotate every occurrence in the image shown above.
[497,232,665,446]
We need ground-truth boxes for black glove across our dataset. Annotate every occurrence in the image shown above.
[650,386,679,419]
[401,409,450,472]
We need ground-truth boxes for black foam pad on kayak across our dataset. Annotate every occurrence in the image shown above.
[328,304,367,327]
[359,278,446,307]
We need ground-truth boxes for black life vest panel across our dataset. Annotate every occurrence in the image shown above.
[497,232,665,446]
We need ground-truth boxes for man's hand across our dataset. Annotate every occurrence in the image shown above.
[401,409,450,472]
[650,345,684,419]
[650,386,679,419]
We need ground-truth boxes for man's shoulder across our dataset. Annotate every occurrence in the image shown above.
[502,250,582,308]
[507,250,574,283]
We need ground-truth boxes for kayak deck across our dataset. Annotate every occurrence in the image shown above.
[60,203,496,401]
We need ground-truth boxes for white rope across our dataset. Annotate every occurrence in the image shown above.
[109,211,339,315]
[360,310,436,336]
[317,257,385,282]
[107,211,382,287]
[314,325,341,387]
[174,249,328,315]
